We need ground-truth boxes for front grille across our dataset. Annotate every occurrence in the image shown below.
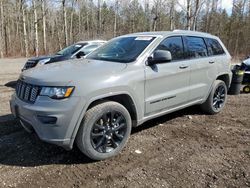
[16,80,40,103]
[24,61,37,70]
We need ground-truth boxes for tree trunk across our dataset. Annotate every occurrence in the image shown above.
[55,17,62,50]
[192,0,200,31]
[33,0,39,56]
[42,0,47,53]
[97,0,101,36]
[62,0,68,46]
[204,0,210,32]
[169,0,175,30]
[4,19,8,56]
[78,1,81,38]
[0,0,4,58]
[86,8,89,38]
[113,0,118,37]
[22,1,29,57]
[186,0,191,30]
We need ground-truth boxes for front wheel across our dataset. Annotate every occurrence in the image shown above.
[201,80,227,114]
[76,101,132,160]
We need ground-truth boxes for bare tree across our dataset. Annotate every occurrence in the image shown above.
[0,0,250,58]
[97,0,102,36]
[62,0,68,46]
[113,0,119,37]
[21,0,29,57]
[192,0,204,30]
[33,0,39,56]
[0,0,3,57]
[42,0,47,53]
[169,0,176,30]
[152,0,161,31]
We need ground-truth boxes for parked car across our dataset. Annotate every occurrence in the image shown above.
[242,56,250,71]
[10,30,232,160]
[242,56,250,93]
[22,40,106,71]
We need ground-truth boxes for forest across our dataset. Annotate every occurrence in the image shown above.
[0,0,249,58]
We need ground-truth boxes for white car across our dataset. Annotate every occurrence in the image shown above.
[22,40,107,70]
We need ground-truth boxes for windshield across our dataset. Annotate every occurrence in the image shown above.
[56,43,86,56]
[86,36,156,63]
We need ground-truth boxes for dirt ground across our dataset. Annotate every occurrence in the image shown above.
[0,58,249,188]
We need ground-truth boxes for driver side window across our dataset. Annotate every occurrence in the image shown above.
[156,36,184,61]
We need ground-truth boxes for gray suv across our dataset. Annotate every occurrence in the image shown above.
[10,30,232,160]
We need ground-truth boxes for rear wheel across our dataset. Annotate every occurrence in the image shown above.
[201,80,227,114]
[76,101,132,160]
[243,85,250,93]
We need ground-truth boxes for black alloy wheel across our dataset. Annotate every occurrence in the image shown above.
[212,85,226,110]
[90,111,127,153]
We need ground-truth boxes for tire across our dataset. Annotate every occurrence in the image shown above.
[243,85,250,93]
[76,101,132,160]
[201,80,227,115]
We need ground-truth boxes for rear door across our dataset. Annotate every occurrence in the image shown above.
[183,36,217,102]
[145,36,190,115]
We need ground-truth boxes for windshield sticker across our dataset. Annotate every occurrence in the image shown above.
[75,44,82,48]
[135,36,153,41]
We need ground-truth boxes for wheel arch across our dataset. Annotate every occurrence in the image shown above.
[69,92,139,149]
[87,94,138,126]
[216,74,231,90]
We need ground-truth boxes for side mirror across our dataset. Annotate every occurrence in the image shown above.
[76,51,85,59]
[147,50,172,66]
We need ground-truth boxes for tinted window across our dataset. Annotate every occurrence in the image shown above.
[81,44,99,55]
[56,43,86,56]
[156,37,184,61]
[186,37,208,58]
[87,36,155,63]
[205,38,225,56]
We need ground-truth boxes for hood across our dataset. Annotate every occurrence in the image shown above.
[20,59,127,86]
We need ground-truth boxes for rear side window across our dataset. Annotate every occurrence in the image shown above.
[156,36,184,61]
[81,44,99,55]
[186,37,208,58]
[205,38,225,56]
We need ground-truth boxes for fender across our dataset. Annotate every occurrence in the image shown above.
[202,72,231,104]
[68,90,139,149]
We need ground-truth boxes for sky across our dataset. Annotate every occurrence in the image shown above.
[221,0,233,13]
[177,0,233,14]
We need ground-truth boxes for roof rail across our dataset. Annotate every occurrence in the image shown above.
[173,29,212,35]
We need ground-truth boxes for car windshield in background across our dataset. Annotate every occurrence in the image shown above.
[86,36,156,63]
[56,43,86,56]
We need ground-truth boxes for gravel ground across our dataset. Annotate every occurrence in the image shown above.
[0,58,249,188]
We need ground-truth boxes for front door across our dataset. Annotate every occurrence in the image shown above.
[145,36,190,115]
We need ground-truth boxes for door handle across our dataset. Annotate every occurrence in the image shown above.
[209,61,215,64]
[179,65,189,69]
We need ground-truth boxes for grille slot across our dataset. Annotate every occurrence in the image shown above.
[24,61,37,70]
[16,80,40,103]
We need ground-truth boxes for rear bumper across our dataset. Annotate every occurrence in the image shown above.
[10,94,84,150]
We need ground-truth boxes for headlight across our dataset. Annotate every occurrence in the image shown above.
[37,58,50,66]
[40,86,74,99]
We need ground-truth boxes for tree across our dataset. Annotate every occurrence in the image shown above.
[62,0,68,46]
[33,0,39,56]
[20,0,29,57]
[0,0,3,57]
[42,0,47,53]
[0,0,249,58]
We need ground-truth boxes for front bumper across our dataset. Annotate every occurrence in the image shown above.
[10,94,83,150]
